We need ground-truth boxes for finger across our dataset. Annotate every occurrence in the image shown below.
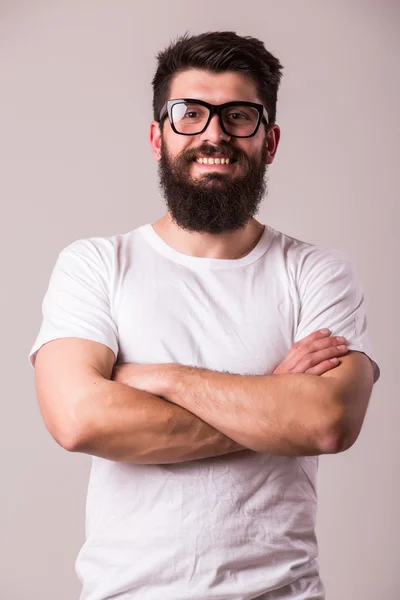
[291,329,332,350]
[291,333,347,357]
[309,335,347,351]
[273,331,345,375]
[287,335,347,369]
[290,345,348,374]
[288,330,334,364]
[277,341,336,374]
[273,345,346,375]
[304,358,342,375]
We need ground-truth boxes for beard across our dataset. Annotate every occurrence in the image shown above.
[157,134,268,234]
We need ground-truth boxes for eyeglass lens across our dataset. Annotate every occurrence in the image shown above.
[171,102,259,136]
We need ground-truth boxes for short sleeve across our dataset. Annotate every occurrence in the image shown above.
[28,239,119,368]
[294,257,380,384]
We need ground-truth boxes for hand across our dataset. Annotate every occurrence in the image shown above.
[272,329,348,375]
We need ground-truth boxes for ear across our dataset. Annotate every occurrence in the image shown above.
[265,124,281,165]
[150,120,162,161]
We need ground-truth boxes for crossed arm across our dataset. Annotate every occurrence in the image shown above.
[115,353,373,454]
[72,351,374,463]
[36,337,373,462]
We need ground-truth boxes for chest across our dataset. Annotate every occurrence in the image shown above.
[113,263,298,376]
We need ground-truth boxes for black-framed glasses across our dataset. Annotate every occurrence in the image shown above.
[158,98,269,138]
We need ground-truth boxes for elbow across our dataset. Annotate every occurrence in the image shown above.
[317,410,360,455]
[48,410,90,453]
[51,425,86,452]
[62,416,95,452]
[59,429,86,452]
[39,410,85,452]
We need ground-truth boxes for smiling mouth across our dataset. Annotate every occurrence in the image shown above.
[194,157,237,166]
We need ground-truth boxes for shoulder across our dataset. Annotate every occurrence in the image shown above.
[57,227,141,271]
[268,226,352,285]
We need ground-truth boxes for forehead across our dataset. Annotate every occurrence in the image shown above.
[169,69,261,104]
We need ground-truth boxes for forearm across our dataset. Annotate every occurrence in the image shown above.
[74,379,247,463]
[162,365,340,456]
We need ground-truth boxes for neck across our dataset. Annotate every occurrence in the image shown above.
[151,214,265,260]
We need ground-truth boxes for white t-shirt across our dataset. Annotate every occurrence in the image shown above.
[29,222,380,600]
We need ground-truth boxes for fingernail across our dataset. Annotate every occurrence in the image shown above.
[320,329,331,334]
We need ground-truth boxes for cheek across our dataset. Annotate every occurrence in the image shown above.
[242,141,258,156]
[161,130,182,154]
[165,140,193,163]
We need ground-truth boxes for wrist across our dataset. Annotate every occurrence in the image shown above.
[160,363,186,401]
[162,364,213,408]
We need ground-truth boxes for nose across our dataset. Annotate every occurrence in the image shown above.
[199,114,231,144]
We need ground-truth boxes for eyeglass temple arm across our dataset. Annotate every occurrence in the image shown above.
[159,103,168,121]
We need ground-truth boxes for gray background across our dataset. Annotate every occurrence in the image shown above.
[1,1,398,598]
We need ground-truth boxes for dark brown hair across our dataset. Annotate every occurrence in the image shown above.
[152,31,284,130]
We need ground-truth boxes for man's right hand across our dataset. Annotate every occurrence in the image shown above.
[272,329,348,376]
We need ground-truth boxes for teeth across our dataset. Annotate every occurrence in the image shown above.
[196,157,231,165]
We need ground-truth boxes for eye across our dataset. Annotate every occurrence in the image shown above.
[227,112,249,121]
[183,111,199,119]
